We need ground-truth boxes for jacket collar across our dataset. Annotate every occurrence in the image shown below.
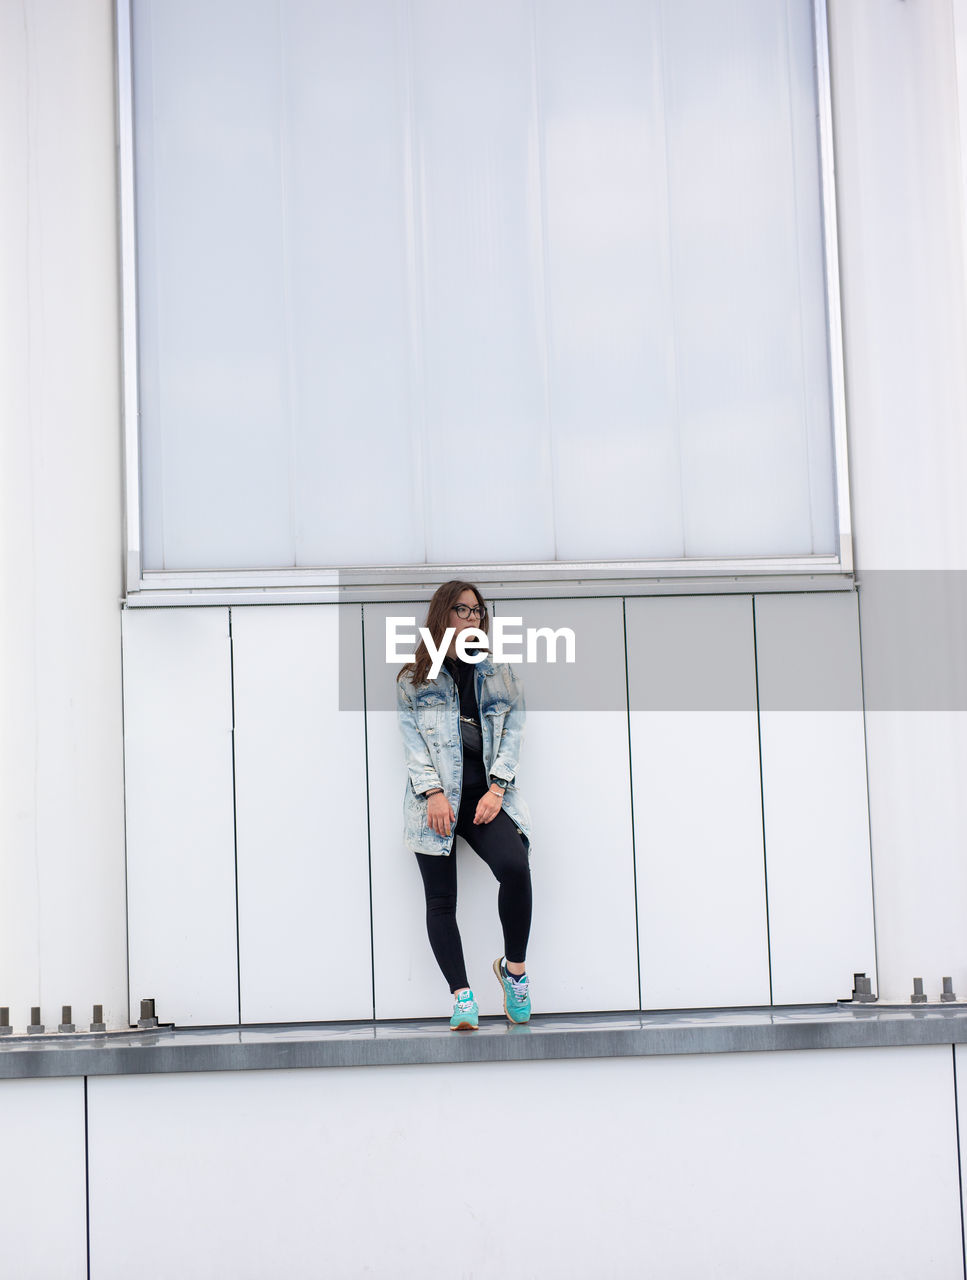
[438,652,495,681]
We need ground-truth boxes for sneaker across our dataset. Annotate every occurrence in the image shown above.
[449,988,478,1031]
[493,957,531,1024]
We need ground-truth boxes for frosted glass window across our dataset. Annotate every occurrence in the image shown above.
[131,0,838,571]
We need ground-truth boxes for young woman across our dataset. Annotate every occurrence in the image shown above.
[396,580,533,1030]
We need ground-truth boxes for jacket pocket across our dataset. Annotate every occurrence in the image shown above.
[415,691,446,733]
[483,702,509,734]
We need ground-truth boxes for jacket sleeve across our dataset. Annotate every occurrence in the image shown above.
[396,675,444,795]
[489,665,526,786]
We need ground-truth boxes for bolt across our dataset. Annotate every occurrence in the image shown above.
[58,1005,75,1033]
[852,973,875,1002]
[138,997,159,1029]
[911,977,927,1004]
[942,977,957,1003]
[90,1004,106,1033]
[27,1007,44,1035]
[0,1007,11,1037]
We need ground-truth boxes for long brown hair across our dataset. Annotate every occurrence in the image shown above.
[396,580,490,687]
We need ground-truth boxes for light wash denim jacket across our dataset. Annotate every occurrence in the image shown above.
[396,655,532,856]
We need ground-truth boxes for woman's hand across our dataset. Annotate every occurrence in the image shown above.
[473,790,503,825]
[427,791,456,836]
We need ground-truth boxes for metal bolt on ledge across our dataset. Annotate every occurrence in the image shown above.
[0,1007,11,1037]
[138,998,159,1029]
[90,1004,106,1033]
[27,1007,44,1035]
[911,977,927,1004]
[851,973,876,1003]
[941,977,958,1003]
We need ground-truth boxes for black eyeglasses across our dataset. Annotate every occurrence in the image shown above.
[452,603,485,620]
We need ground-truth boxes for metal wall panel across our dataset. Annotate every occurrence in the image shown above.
[0,1077,87,1280]
[366,598,459,1018]
[829,0,967,1003]
[367,596,639,1017]
[86,1045,964,1279]
[755,591,875,1003]
[232,605,372,1022]
[122,607,238,1025]
[626,595,770,1009]
[491,598,639,1013]
[0,0,128,1029]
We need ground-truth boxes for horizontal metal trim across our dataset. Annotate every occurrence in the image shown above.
[124,563,854,607]
[2,1005,964,1079]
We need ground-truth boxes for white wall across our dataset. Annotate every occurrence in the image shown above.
[0,1,128,1028]
[2,3,967,1276]
[1,0,966,1035]
[111,0,967,1019]
[829,0,967,1000]
[0,1045,955,1279]
[2,1045,963,1278]
[0,1077,87,1280]
[123,593,875,1024]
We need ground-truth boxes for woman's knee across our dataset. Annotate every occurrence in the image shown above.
[495,857,531,890]
[425,893,457,918]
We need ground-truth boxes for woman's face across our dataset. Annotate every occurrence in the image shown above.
[447,588,485,653]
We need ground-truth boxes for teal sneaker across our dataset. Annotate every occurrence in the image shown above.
[493,957,531,1023]
[449,988,478,1031]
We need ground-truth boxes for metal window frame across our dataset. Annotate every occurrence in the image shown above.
[115,0,853,609]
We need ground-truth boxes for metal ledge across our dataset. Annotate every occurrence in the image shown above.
[122,567,855,608]
[3,1004,967,1080]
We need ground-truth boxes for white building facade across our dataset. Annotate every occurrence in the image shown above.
[2,1,967,1275]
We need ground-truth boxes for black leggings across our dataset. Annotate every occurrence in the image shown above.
[415,785,532,994]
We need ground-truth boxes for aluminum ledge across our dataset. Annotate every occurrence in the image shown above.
[3,1004,967,1080]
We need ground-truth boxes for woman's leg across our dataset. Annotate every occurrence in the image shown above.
[414,850,470,994]
[455,797,532,966]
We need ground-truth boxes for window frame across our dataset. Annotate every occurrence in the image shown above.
[115,0,852,607]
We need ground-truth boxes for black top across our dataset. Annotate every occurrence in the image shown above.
[442,652,488,791]
[443,652,479,722]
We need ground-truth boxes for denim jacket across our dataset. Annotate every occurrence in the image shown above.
[396,656,532,856]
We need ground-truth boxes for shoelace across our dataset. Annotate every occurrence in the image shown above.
[455,997,475,1012]
[508,974,529,1001]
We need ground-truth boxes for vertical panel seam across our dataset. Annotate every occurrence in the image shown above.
[853,585,880,996]
[655,0,687,557]
[144,0,168,568]
[400,0,430,565]
[229,609,242,1024]
[84,1076,91,1280]
[360,605,377,1020]
[622,600,643,1011]
[752,597,775,1005]
[953,1045,967,1280]
[119,614,132,1027]
[527,0,557,558]
[21,0,44,1010]
[276,0,297,567]
[947,0,967,391]
[783,0,817,553]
